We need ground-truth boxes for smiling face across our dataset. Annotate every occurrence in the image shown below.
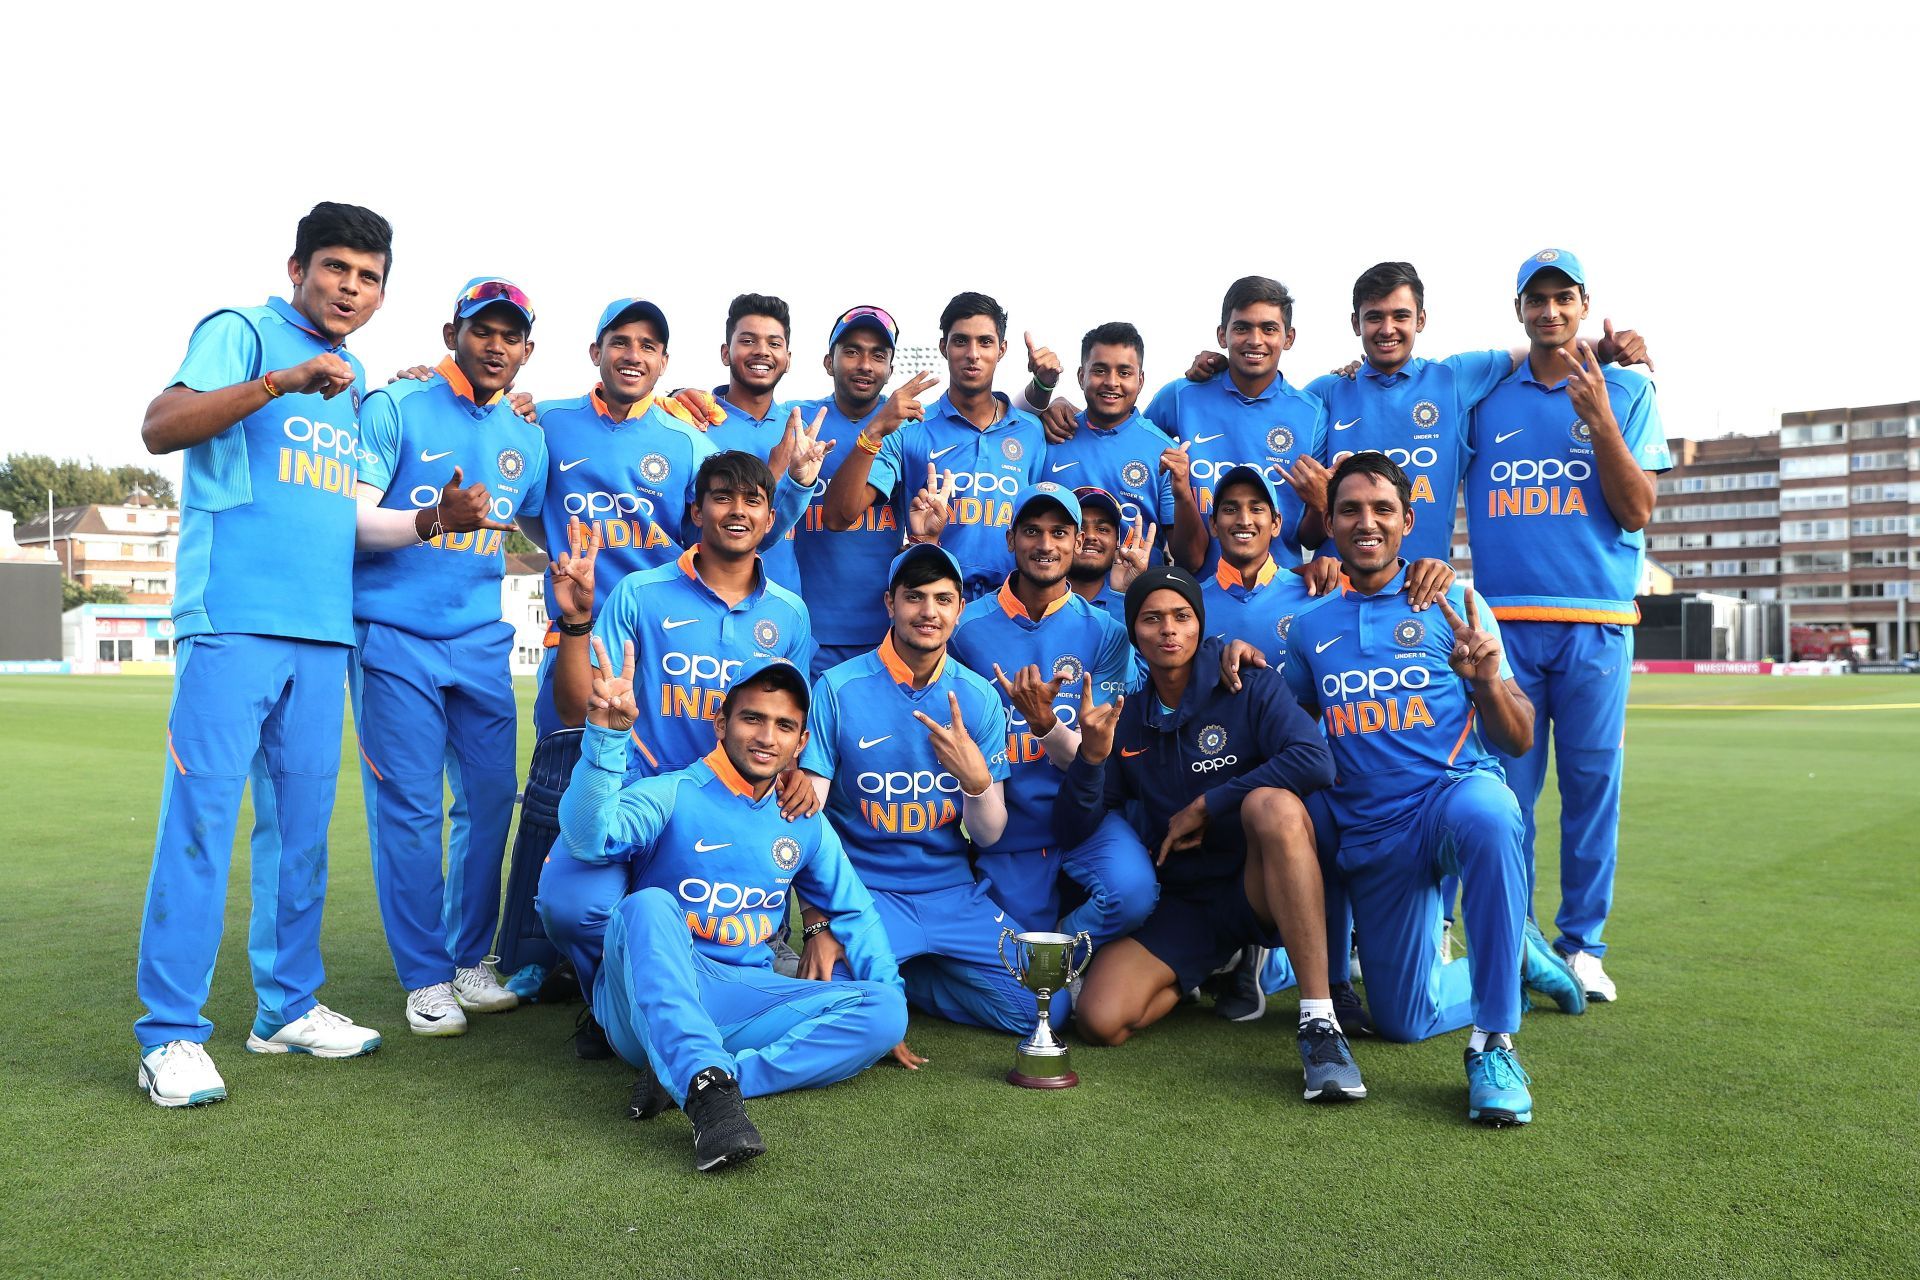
[592,319,668,409]
[1352,284,1425,373]
[1133,588,1201,674]
[1079,341,1145,427]
[1210,479,1278,572]
[722,313,790,396]
[1008,501,1078,591]
[443,304,533,400]
[692,479,774,559]
[1515,269,1589,356]
[716,682,808,786]
[886,574,964,656]
[287,245,387,343]
[1216,302,1294,383]
[1329,470,1412,583]
[825,329,894,415]
[1072,507,1120,582]
[940,314,1006,395]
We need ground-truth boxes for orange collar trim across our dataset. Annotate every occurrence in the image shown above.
[1213,557,1277,591]
[878,632,945,687]
[591,385,652,422]
[996,578,1071,622]
[702,745,758,798]
[435,356,503,408]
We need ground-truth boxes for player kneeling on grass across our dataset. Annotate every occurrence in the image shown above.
[1277,452,1585,1127]
[559,645,907,1172]
[1051,566,1367,1103]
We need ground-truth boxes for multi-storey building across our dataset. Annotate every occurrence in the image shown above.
[13,492,178,603]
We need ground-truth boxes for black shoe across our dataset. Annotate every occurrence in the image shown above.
[539,958,583,1005]
[573,1008,614,1061]
[684,1067,766,1173]
[1213,946,1268,1022]
[1331,981,1375,1037]
[627,1057,675,1121]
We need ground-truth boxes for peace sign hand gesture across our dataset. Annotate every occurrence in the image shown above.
[587,636,638,732]
[784,406,836,488]
[1436,590,1503,686]
[1111,516,1157,592]
[550,516,601,625]
[909,463,956,542]
[873,371,940,438]
[1558,341,1617,434]
[1075,678,1125,767]
[911,692,992,796]
[993,662,1075,737]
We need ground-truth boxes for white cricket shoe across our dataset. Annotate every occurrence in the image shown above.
[1567,950,1617,1002]
[139,1040,227,1108]
[452,960,519,1014]
[245,1004,382,1058]
[406,982,469,1036]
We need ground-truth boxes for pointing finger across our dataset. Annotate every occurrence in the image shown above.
[1024,330,1037,355]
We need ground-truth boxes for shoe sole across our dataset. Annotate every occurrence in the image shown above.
[1469,1106,1533,1126]
[139,1066,226,1108]
[454,994,520,1014]
[695,1141,767,1173]
[244,1033,383,1058]
[1304,1084,1368,1102]
[407,1020,468,1037]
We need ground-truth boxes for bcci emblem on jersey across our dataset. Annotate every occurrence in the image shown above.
[1198,723,1229,756]
[1265,426,1295,455]
[1412,401,1440,429]
[1121,460,1151,490]
[770,836,801,872]
[1277,614,1294,641]
[640,453,671,485]
[1569,419,1594,447]
[1002,438,1025,462]
[497,448,526,482]
[1393,618,1426,648]
[753,618,781,650]
[1052,655,1085,685]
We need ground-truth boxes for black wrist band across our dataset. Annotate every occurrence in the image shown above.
[803,920,832,940]
[557,617,593,637]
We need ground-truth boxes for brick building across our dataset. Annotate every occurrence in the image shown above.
[13,492,179,604]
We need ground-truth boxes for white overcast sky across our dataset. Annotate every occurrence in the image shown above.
[3,1,1912,493]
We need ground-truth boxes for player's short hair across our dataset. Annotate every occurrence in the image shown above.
[1352,261,1425,314]
[889,552,963,595]
[694,450,777,505]
[292,201,393,277]
[1329,451,1413,511]
[1080,321,1145,363]
[726,293,791,342]
[939,292,1008,341]
[1220,275,1294,328]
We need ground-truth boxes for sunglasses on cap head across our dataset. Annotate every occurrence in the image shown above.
[832,305,898,343]
[457,279,536,323]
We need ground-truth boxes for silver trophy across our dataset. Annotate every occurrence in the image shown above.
[998,928,1093,1088]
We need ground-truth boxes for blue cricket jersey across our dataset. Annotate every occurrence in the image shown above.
[948,582,1133,853]
[800,637,1011,892]
[168,297,367,645]
[1043,410,1179,531]
[1465,362,1671,623]
[867,393,1049,599]
[1284,567,1511,842]
[703,387,807,592]
[560,728,900,985]
[790,395,901,648]
[1144,371,1325,567]
[354,358,548,640]
[1199,555,1316,672]
[589,548,815,774]
[1306,350,1510,565]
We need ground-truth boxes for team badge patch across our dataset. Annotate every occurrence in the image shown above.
[1534,249,1560,263]
[497,448,526,481]
[351,388,362,413]
[1570,419,1593,446]
[1265,426,1295,455]
[640,453,671,485]
[1198,723,1230,756]
[753,618,780,650]
[771,836,801,871]
[1393,618,1425,648]
[1052,655,1085,685]
[1277,614,1293,641]
[1412,401,1440,429]
[1002,437,1025,462]
[1121,460,1151,490]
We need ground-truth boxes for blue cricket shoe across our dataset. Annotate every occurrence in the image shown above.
[1521,918,1587,1015]
[1298,1017,1366,1102]
[1465,1038,1533,1126]
[503,962,548,1002]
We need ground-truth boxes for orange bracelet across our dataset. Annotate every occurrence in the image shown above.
[262,371,283,398]
[854,431,882,456]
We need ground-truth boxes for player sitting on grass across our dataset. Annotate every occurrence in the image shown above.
[561,646,906,1173]
[1277,452,1586,1126]
[1052,566,1366,1103]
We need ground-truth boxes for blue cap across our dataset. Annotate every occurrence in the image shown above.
[1072,486,1124,525]
[454,277,535,328]
[828,304,899,350]
[887,542,965,591]
[1011,481,1082,527]
[1214,464,1280,511]
[595,297,670,346]
[1515,248,1586,296]
[723,655,810,712]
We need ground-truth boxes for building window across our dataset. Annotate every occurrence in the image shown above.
[1779,486,1847,511]
[1780,423,1846,448]
[1779,454,1849,479]
[97,640,115,661]
[153,639,171,657]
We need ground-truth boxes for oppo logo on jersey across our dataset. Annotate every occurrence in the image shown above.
[657,651,745,723]
[409,484,513,523]
[856,768,963,837]
[1319,664,1437,739]
[1190,458,1286,483]
[1489,458,1591,485]
[282,415,361,459]
[1191,755,1240,773]
[565,489,659,520]
[276,417,361,498]
[1485,457,1593,519]
[678,878,784,949]
[857,769,962,802]
[1321,665,1432,701]
[1330,447,1439,503]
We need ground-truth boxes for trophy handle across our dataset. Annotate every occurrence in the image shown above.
[997,927,1020,979]
[1066,930,1094,985]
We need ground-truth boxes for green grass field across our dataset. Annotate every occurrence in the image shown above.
[3,674,1916,1278]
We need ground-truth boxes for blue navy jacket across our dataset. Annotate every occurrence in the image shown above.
[1053,638,1333,885]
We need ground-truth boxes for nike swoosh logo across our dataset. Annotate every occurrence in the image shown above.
[420,450,452,463]
[1121,747,1146,758]
[993,912,1005,924]
[1193,433,1225,445]
[693,839,731,853]
[1050,462,1079,473]
[929,445,959,460]
[661,618,697,630]
[1494,429,1525,444]
[558,458,588,472]
[1334,418,1360,431]
[1315,636,1342,653]
[857,735,892,749]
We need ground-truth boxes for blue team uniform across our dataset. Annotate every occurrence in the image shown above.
[948,584,1156,945]
[559,731,906,1103]
[349,358,548,992]
[1284,570,1530,1040]
[537,549,814,996]
[529,389,716,737]
[790,395,901,679]
[1306,351,1510,566]
[1044,411,1179,531]
[1199,556,1316,672]
[1053,642,1334,993]
[867,394,1048,600]
[703,387,811,593]
[801,638,1061,1035]
[135,297,367,1051]
[1465,362,1670,958]
[1144,373,1325,569]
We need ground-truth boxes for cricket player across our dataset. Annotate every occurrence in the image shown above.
[564,649,906,1172]
[1463,249,1671,1003]
[349,277,547,1035]
[1053,566,1365,1102]
[133,201,390,1106]
[1284,452,1588,1125]
[700,293,806,589]
[946,483,1158,946]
